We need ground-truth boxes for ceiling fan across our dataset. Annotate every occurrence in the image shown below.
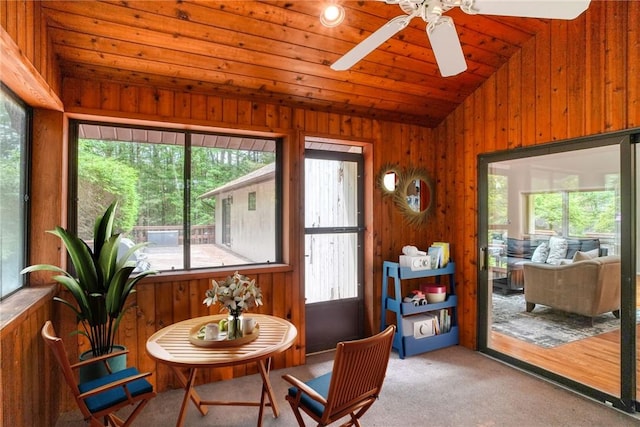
[331,0,591,77]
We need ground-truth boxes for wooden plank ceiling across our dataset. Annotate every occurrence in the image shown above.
[42,0,553,127]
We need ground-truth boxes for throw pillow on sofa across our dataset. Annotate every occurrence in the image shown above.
[573,248,600,262]
[546,236,568,265]
[531,242,550,263]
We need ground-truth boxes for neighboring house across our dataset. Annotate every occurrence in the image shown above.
[199,163,276,263]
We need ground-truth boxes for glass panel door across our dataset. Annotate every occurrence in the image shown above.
[304,149,363,353]
[480,142,622,400]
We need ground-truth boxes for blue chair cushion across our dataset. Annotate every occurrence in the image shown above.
[287,372,332,418]
[78,367,153,413]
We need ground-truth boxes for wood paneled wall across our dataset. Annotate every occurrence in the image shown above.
[0,287,61,427]
[431,1,640,348]
[59,77,440,391]
[0,0,62,109]
[3,1,639,425]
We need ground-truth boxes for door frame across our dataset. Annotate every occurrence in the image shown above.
[303,148,365,353]
[478,129,637,411]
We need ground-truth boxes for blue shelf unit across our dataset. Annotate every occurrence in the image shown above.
[381,261,458,359]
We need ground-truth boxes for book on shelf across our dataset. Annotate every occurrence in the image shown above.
[427,246,443,269]
[426,308,451,334]
[431,242,450,266]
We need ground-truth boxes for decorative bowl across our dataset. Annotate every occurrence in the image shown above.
[422,285,446,303]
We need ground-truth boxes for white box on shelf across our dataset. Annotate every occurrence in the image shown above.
[399,255,431,271]
[401,314,437,339]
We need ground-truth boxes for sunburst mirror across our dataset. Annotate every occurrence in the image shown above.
[393,167,434,225]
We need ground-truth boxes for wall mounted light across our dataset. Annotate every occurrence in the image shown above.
[320,4,345,28]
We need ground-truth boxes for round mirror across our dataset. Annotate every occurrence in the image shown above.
[394,167,434,224]
[405,179,421,212]
[376,164,400,196]
[383,171,397,192]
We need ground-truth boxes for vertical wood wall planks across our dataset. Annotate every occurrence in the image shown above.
[174,92,191,120]
[550,21,568,141]
[206,95,222,122]
[137,86,156,116]
[495,65,509,150]
[483,73,497,153]
[123,84,141,114]
[604,2,627,132]
[629,1,640,128]
[520,36,537,147]
[507,49,522,149]
[567,13,586,136]
[585,2,605,134]
[136,283,157,389]
[157,89,174,118]
[433,1,638,349]
[237,99,252,125]
[100,81,120,111]
[534,24,551,143]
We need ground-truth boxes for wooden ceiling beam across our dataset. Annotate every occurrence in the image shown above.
[0,26,63,111]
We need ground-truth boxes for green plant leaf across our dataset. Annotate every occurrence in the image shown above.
[49,227,99,293]
[51,275,93,323]
[98,234,122,286]
[20,264,71,276]
[94,201,117,257]
[105,266,135,316]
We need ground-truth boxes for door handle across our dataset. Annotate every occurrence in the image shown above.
[479,247,487,271]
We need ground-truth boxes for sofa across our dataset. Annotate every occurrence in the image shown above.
[522,255,621,319]
[492,236,607,293]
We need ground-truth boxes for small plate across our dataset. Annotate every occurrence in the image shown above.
[189,321,260,348]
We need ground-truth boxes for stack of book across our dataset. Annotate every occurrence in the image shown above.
[427,242,450,269]
[427,308,452,335]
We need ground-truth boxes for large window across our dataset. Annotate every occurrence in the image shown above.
[73,121,280,272]
[0,85,30,299]
[526,181,619,254]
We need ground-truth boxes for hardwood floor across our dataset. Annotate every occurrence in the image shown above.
[489,286,639,398]
[490,328,625,396]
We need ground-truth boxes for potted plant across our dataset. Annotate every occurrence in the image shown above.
[22,201,156,367]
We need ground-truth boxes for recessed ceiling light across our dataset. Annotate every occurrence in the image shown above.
[320,4,345,28]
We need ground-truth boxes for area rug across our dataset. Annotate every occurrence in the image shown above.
[491,292,622,348]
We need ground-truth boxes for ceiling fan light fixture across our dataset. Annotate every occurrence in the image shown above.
[426,16,467,77]
[321,4,345,28]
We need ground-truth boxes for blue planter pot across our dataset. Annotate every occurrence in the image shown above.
[79,345,126,383]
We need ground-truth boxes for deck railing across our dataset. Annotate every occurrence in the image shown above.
[128,225,215,245]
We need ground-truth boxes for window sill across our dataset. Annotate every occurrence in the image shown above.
[0,285,56,333]
[145,263,293,283]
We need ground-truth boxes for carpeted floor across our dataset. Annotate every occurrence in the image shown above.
[56,346,640,427]
[491,292,621,348]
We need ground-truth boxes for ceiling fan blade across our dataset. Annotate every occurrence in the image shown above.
[467,0,591,20]
[427,16,467,77]
[331,15,413,71]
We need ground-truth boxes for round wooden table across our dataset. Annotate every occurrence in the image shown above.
[146,314,297,427]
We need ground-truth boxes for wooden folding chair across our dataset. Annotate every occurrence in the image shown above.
[41,320,156,426]
[282,325,395,427]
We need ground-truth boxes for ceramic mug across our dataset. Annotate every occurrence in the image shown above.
[204,323,219,340]
[242,317,256,334]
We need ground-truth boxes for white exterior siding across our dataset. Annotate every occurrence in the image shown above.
[214,180,276,262]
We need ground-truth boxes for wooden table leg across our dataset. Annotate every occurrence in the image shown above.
[171,367,209,427]
[256,357,278,426]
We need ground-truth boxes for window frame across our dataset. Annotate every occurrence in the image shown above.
[0,83,32,300]
[525,188,618,239]
[69,119,283,273]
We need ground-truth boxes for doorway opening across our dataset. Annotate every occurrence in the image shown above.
[304,142,364,354]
